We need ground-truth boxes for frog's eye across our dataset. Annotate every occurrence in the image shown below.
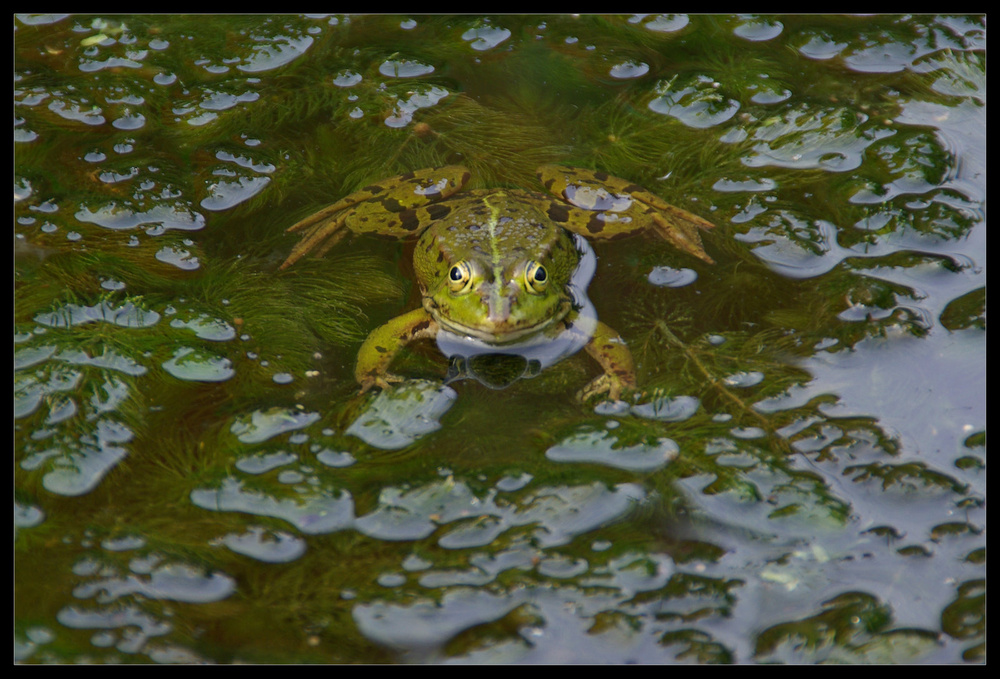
[524,261,548,293]
[447,262,473,293]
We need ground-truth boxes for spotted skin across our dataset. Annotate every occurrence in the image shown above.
[354,307,439,392]
[578,317,637,401]
[536,165,715,263]
[279,167,471,270]
[280,164,716,399]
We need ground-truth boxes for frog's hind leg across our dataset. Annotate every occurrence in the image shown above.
[536,165,715,264]
[649,208,715,264]
[579,319,638,402]
[279,166,472,270]
[279,210,352,270]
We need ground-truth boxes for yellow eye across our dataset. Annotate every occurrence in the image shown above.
[447,261,473,293]
[524,260,548,293]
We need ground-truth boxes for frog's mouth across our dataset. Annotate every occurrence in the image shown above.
[425,298,572,345]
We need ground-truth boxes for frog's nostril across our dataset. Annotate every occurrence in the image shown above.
[485,295,511,324]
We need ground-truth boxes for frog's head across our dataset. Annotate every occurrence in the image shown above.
[414,194,579,344]
[422,255,573,343]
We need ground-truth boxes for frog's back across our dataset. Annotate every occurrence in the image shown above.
[418,189,575,273]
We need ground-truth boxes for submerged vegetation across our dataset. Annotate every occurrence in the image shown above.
[15,14,984,664]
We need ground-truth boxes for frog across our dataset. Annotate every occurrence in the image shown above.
[279,165,714,401]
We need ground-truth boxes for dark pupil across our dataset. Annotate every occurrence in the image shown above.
[450,266,464,281]
[533,267,546,282]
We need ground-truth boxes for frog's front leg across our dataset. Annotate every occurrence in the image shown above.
[578,319,638,402]
[537,165,715,264]
[355,307,440,392]
[279,166,471,270]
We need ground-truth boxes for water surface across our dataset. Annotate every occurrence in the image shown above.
[15,14,985,664]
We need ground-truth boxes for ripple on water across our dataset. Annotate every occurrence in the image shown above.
[546,430,678,472]
[648,80,740,129]
[609,61,650,79]
[15,14,70,25]
[383,86,449,128]
[354,546,672,654]
[199,89,260,112]
[16,358,140,425]
[215,151,275,174]
[47,99,106,126]
[15,368,81,419]
[79,51,148,73]
[314,448,356,468]
[58,347,147,376]
[101,535,146,552]
[795,32,848,61]
[230,407,321,444]
[237,34,315,73]
[723,371,765,387]
[38,419,133,497]
[732,16,783,42]
[190,477,354,535]
[713,177,778,193]
[333,70,363,87]
[346,380,457,449]
[842,37,932,74]
[352,477,644,548]
[169,314,236,341]
[219,526,307,563]
[461,26,511,51]
[14,500,45,531]
[72,561,235,603]
[154,245,201,270]
[34,300,160,329]
[631,14,689,33]
[200,175,272,211]
[111,112,145,130]
[353,587,528,651]
[647,265,698,287]
[631,394,701,421]
[234,451,298,476]
[74,202,205,232]
[57,604,171,654]
[742,106,883,173]
[378,59,435,78]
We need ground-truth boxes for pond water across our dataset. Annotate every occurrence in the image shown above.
[15,14,985,664]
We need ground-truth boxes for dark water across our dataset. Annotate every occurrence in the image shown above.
[15,15,984,663]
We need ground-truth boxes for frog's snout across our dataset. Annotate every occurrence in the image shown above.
[481,283,515,327]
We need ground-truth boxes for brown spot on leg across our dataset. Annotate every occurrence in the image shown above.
[425,203,452,221]
[398,209,421,231]
[547,203,571,223]
[409,319,432,337]
[586,214,605,234]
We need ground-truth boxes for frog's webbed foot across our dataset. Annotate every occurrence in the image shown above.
[650,209,715,265]
[279,211,350,270]
[577,373,638,404]
[358,372,406,394]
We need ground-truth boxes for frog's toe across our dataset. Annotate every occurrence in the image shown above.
[578,370,644,403]
[359,373,405,394]
[279,216,350,270]
[650,211,715,264]
[577,374,622,403]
